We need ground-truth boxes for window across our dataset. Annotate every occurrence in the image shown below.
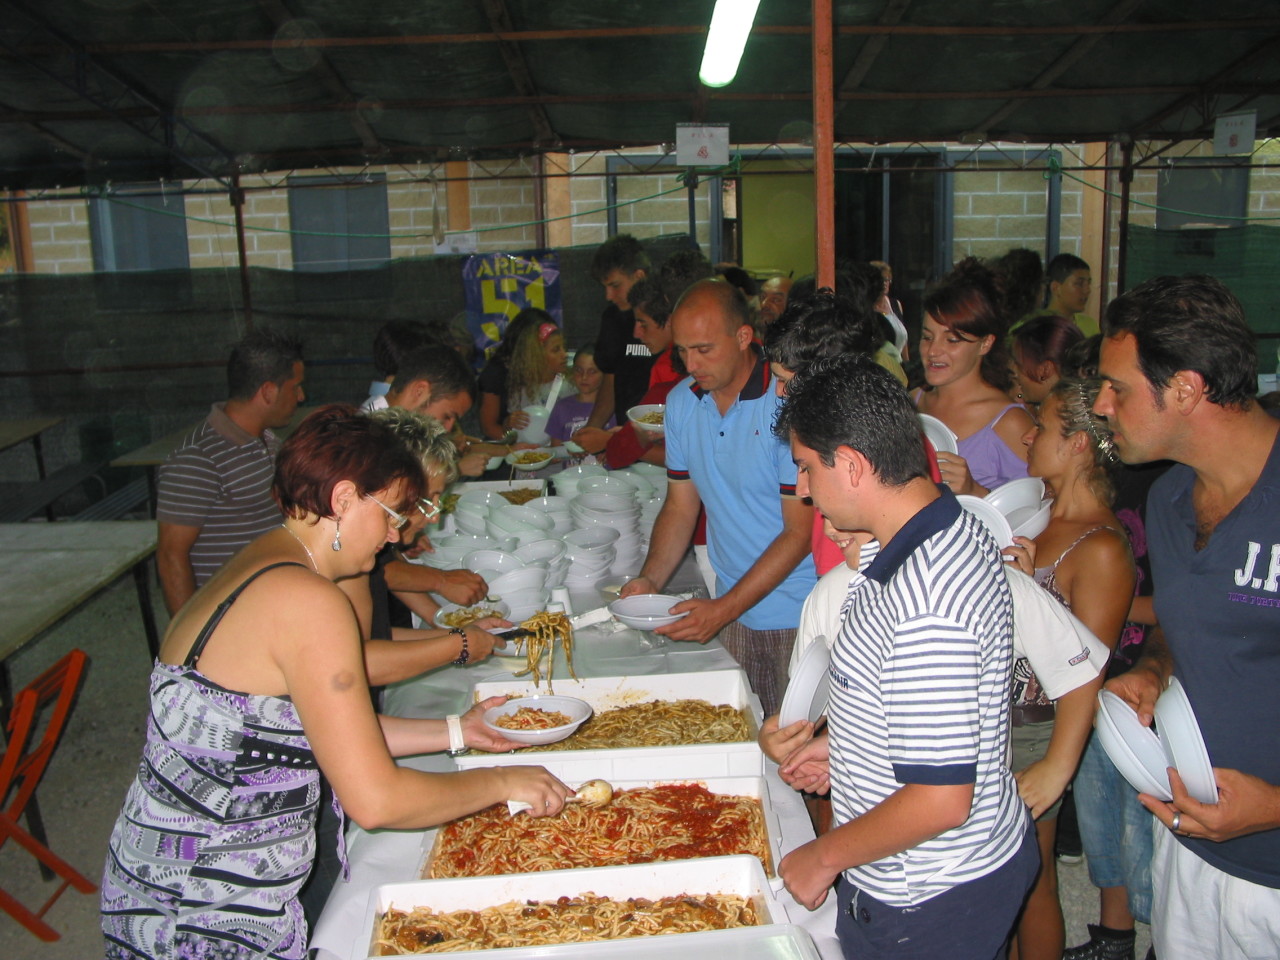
[287,175,390,272]
[1156,158,1249,230]
[89,183,190,272]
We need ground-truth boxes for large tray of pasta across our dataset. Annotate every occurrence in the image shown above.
[360,855,796,958]
[455,669,764,779]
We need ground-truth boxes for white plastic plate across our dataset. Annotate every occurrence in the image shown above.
[1095,690,1172,801]
[1154,677,1217,804]
[777,638,830,727]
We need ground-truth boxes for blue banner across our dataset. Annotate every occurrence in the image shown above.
[461,251,562,364]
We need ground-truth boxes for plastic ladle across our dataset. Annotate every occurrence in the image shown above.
[507,778,614,815]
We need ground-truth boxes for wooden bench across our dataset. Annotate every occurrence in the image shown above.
[0,462,106,524]
[70,476,150,522]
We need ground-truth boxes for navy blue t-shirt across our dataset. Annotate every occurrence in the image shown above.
[1148,426,1280,888]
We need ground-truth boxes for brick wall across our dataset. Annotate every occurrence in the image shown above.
[26,195,93,274]
[952,155,1086,263]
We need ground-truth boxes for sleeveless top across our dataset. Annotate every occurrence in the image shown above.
[102,562,343,960]
[955,403,1029,491]
[1011,526,1110,710]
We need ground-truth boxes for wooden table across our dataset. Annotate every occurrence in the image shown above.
[0,417,64,521]
[0,521,160,714]
[111,406,316,515]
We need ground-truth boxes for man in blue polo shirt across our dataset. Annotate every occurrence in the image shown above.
[773,353,1036,960]
[622,278,815,715]
[1094,275,1280,959]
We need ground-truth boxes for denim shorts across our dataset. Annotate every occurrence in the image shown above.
[834,821,1038,960]
[1073,731,1154,924]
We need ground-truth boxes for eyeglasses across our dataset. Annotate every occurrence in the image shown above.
[415,496,441,521]
[366,494,410,531]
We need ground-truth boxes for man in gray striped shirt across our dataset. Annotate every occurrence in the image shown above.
[774,354,1036,960]
[157,330,305,613]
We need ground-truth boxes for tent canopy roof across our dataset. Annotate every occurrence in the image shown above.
[1,0,1277,188]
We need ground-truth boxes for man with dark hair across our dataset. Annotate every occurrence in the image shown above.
[380,344,476,430]
[1040,252,1097,336]
[157,329,305,612]
[586,234,653,430]
[621,278,816,715]
[361,319,434,410]
[762,290,882,390]
[773,352,1036,960]
[1094,274,1280,960]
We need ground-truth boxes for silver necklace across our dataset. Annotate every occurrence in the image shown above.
[280,523,318,572]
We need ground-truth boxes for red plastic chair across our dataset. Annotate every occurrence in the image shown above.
[0,649,97,941]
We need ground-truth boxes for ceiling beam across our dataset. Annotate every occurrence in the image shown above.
[256,0,385,157]
[0,0,237,186]
[0,19,1273,56]
[479,0,557,145]
[4,81,1265,127]
[1130,33,1280,136]
[0,98,93,161]
[969,0,1147,137]
[833,0,913,120]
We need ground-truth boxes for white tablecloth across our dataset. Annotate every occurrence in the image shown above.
[310,570,841,960]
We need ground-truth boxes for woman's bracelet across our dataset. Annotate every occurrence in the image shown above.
[450,627,469,665]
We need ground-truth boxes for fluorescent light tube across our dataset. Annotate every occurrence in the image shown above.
[699,0,762,88]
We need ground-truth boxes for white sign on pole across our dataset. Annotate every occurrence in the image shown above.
[676,124,730,167]
[1214,112,1256,155]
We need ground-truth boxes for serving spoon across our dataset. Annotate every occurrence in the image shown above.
[507,778,613,816]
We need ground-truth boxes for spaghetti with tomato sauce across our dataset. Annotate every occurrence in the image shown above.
[427,783,770,879]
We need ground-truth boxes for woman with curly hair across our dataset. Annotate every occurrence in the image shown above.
[477,308,568,439]
[1004,377,1135,960]
[915,256,1033,495]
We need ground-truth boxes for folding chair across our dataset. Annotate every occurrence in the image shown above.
[0,649,97,941]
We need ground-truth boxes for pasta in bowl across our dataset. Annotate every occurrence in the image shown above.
[481,695,592,745]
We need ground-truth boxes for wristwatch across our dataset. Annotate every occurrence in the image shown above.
[450,627,469,665]
[446,714,467,756]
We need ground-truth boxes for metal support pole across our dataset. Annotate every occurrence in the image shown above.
[812,0,835,289]
[231,173,254,329]
[1117,141,1134,294]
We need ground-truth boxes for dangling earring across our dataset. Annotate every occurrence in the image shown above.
[331,518,342,552]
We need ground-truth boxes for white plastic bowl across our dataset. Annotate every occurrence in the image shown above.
[985,477,1047,517]
[564,526,621,551]
[506,448,556,471]
[514,539,568,565]
[627,403,666,439]
[462,549,525,577]
[488,567,549,594]
[495,504,555,532]
[608,594,689,631]
[482,695,593,745]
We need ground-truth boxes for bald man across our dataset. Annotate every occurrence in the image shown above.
[622,279,816,715]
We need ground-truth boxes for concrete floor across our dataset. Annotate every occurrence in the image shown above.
[0,571,1151,959]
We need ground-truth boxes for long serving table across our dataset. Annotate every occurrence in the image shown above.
[310,568,842,960]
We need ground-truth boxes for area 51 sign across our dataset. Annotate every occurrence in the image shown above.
[462,251,562,362]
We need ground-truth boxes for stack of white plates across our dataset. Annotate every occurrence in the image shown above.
[562,525,620,587]
[570,491,644,577]
[486,566,551,623]
[514,538,570,587]
[553,463,607,500]
[985,477,1053,541]
[578,473,640,499]
[453,496,491,537]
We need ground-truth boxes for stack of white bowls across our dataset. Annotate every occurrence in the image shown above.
[514,538,570,588]
[524,495,573,537]
[562,525,620,587]
[552,463,607,500]
[420,532,517,569]
[485,503,554,548]
[462,548,525,582]
[487,565,550,622]
[569,488,645,578]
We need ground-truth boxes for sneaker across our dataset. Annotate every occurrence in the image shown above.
[1063,924,1136,960]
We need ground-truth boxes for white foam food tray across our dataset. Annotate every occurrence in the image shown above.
[457,669,765,779]
[360,855,785,959]
[420,775,783,882]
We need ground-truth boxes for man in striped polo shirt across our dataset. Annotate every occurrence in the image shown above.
[157,330,305,613]
[774,353,1036,960]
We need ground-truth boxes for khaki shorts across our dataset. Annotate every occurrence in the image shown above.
[1010,719,1063,821]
